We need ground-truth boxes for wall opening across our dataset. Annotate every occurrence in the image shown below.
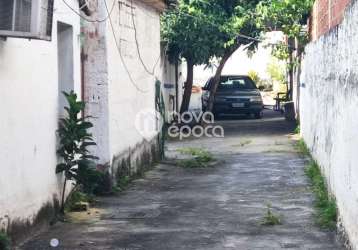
[57,22,74,117]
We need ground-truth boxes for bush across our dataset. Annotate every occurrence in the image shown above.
[0,232,10,250]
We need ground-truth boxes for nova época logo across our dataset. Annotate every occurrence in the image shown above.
[135,109,224,141]
[134,108,164,141]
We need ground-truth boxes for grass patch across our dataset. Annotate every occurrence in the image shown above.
[305,161,337,229]
[261,204,281,226]
[295,138,310,157]
[116,175,130,191]
[294,124,300,134]
[177,148,215,168]
[0,232,10,250]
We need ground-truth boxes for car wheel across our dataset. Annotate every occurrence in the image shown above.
[254,112,263,119]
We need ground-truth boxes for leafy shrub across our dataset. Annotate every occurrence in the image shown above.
[56,91,99,213]
[0,232,10,250]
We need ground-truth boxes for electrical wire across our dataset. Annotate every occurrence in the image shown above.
[130,0,161,76]
[104,0,150,93]
[62,0,116,23]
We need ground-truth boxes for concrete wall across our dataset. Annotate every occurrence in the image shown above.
[0,0,81,242]
[83,0,171,178]
[301,1,358,248]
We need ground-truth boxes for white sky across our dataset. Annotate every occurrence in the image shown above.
[192,31,285,86]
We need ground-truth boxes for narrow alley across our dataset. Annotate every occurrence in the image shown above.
[20,111,343,249]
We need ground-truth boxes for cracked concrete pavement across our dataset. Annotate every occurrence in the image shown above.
[20,110,344,250]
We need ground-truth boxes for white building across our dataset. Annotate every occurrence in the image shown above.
[0,0,81,244]
[82,0,182,181]
[0,0,180,245]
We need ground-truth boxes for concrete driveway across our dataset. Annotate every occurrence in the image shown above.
[20,110,344,250]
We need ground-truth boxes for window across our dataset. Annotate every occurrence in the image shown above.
[0,0,54,40]
[219,77,256,90]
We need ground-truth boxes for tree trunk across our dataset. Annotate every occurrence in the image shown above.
[180,59,194,114]
[60,176,67,214]
[206,45,241,112]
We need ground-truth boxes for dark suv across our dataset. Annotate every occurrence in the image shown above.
[202,75,263,118]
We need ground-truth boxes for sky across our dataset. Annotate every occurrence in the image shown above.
[192,31,285,86]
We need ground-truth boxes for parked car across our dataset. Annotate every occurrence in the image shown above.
[202,75,264,118]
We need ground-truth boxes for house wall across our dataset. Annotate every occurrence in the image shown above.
[0,0,81,243]
[83,0,170,179]
[301,1,358,248]
[107,0,165,177]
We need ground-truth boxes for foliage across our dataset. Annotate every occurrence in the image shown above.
[261,204,281,226]
[178,147,215,168]
[65,191,93,212]
[294,124,300,134]
[305,161,337,229]
[248,70,260,84]
[162,0,262,62]
[0,232,10,250]
[117,175,130,190]
[256,0,314,39]
[267,58,287,93]
[161,0,263,112]
[56,91,99,213]
[295,139,310,157]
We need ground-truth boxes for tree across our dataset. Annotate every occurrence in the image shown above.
[162,0,262,114]
[200,0,262,112]
[256,0,314,39]
[56,91,99,214]
[161,1,219,113]
[256,0,314,101]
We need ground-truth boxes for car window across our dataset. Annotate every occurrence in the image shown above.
[218,77,256,90]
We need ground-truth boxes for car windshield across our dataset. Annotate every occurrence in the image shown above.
[218,77,256,90]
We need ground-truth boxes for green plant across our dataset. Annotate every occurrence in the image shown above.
[261,204,281,226]
[117,175,130,190]
[65,190,93,212]
[294,125,300,134]
[248,70,260,83]
[296,139,310,157]
[161,0,262,113]
[56,91,99,214]
[305,161,337,229]
[0,232,10,250]
[178,147,215,168]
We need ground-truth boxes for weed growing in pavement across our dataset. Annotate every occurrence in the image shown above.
[295,139,337,229]
[261,204,281,226]
[294,124,300,134]
[177,148,215,168]
[304,161,337,229]
[295,138,310,157]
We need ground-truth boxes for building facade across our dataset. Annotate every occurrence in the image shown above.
[0,0,181,244]
[0,0,81,243]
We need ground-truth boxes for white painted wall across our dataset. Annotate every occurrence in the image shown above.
[301,1,358,248]
[83,0,173,172]
[106,0,161,158]
[0,0,81,232]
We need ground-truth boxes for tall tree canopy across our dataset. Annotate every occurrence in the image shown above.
[161,0,262,113]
